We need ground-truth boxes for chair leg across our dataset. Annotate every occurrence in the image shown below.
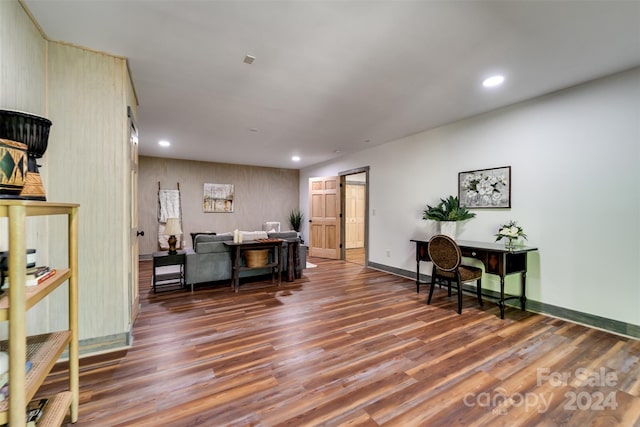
[427,267,436,304]
[456,279,462,314]
[476,279,483,307]
[447,280,452,297]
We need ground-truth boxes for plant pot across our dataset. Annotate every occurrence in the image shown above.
[439,221,457,240]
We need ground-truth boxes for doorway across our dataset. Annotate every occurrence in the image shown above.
[341,167,369,266]
[307,167,369,265]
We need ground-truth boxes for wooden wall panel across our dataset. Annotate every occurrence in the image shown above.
[0,0,46,113]
[46,42,129,340]
[0,0,49,338]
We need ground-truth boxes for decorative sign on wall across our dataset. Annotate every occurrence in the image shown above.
[458,166,511,208]
[203,183,234,213]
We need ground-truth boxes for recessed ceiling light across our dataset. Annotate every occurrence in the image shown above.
[483,75,505,88]
[291,156,301,162]
[248,128,258,132]
[158,140,170,147]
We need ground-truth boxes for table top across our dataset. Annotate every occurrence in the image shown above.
[153,250,186,257]
[411,238,538,254]
[223,239,284,247]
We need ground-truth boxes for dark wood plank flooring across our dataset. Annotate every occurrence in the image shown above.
[41,258,640,426]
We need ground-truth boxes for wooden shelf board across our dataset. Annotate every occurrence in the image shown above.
[0,201,79,217]
[35,391,72,427]
[0,269,71,321]
[0,331,72,418]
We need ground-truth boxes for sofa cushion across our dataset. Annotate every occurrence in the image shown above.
[194,234,233,253]
[195,233,232,245]
[240,231,269,241]
[267,231,298,239]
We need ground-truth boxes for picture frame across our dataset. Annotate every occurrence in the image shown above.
[203,183,234,213]
[458,166,511,208]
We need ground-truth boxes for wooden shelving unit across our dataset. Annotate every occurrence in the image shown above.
[0,201,79,426]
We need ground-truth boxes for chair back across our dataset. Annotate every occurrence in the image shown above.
[428,234,462,272]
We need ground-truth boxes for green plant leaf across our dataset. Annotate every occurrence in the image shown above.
[422,195,475,221]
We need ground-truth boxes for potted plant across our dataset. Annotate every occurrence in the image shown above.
[288,208,303,232]
[422,195,476,239]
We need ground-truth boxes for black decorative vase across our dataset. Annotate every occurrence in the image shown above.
[0,110,52,200]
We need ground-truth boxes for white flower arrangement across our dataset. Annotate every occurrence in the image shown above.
[461,173,508,206]
[495,220,527,243]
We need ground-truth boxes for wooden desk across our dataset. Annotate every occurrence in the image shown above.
[223,240,283,292]
[411,239,538,319]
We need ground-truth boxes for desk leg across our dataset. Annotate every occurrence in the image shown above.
[520,272,527,311]
[277,244,282,286]
[416,260,420,293]
[287,243,295,282]
[294,242,301,279]
[232,247,241,292]
[499,276,506,319]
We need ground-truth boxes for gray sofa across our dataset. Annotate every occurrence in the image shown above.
[185,231,306,289]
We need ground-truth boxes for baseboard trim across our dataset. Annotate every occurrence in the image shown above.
[367,261,640,339]
[59,331,132,361]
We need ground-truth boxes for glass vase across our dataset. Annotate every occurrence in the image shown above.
[504,237,517,249]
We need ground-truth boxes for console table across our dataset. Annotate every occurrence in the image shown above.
[224,240,283,292]
[283,238,302,282]
[410,239,538,319]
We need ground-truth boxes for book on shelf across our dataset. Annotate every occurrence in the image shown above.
[26,397,49,426]
[2,268,56,288]
[0,360,33,401]
[27,265,50,278]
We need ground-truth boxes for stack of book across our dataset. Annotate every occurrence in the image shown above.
[0,360,33,401]
[2,266,56,288]
[26,397,48,426]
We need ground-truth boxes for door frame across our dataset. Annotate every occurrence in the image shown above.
[128,106,140,323]
[339,166,369,265]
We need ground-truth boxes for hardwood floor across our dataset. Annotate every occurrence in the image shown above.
[345,247,365,265]
[41,258,640,426]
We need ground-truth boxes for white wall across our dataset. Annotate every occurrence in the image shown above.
[301,67,640,326]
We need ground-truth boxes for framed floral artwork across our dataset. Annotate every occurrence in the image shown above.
[458,166,511,208]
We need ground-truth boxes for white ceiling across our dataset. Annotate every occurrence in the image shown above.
[23,0,640,169]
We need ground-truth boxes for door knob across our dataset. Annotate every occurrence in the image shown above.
[137,230,145,237]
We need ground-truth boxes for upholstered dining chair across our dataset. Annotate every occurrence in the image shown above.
[427,234,483,314]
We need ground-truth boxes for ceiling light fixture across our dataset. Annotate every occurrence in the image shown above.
[291,156,301,162]
[158,140,170,147]
[483,75,505,88]
[244,55,256,64]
